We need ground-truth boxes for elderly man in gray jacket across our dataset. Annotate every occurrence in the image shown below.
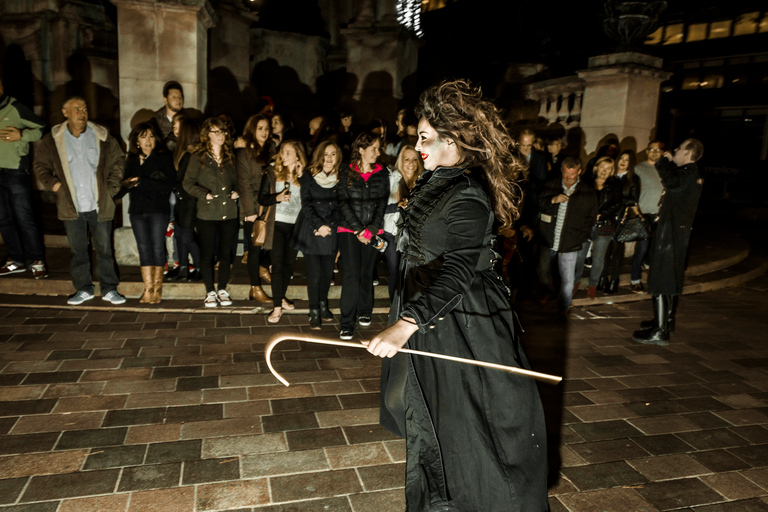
[33,96,126,305]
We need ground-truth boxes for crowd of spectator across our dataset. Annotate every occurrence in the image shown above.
[0,77,702,339]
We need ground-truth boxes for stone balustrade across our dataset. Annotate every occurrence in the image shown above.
[525,76,586,127]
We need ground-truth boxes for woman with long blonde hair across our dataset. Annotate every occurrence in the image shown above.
[257,139,306,323]
[367,79,548,511]
[182,117,239,307]
[584,156,622,298]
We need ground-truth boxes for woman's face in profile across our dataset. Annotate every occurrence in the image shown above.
[415,118,458,171]
[272,116,284,136]
[281,144,298,167]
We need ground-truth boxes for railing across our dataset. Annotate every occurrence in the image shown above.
[525,75,586,127]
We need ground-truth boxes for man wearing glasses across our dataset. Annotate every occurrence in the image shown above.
[630,141,665,293]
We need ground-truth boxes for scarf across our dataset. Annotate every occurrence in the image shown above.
[314,171,338,188]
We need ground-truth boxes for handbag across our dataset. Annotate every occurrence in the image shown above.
[614,206,651,243]
[251,206,269,246]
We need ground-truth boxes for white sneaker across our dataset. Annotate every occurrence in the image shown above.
[0,260,26,276]
[204,291,219,308]
[102,290,126,305]
[67,290,94,305]
[217,289,232,306]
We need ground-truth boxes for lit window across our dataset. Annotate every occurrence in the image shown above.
[761,13,768,33]
[687,23,707,42]
[700,72,724,89]
[664,24,684,44]
[734,12,759,36]
[645,27,662,45]
[681,71,700,90]
[709,20,732,39]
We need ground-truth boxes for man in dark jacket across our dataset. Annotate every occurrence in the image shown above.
[538,157,597,312]
[153,81,183,151]
[633,139,704,345]
[33,96,126,305]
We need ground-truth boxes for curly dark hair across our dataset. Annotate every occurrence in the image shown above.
[416,79,525,228]
[347,131,380,188]
[191,117,235,165]
[127,122,167,162]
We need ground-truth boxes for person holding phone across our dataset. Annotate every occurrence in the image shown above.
[257,140,305,323]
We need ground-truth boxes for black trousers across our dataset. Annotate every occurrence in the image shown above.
[271,221,298,308]
[196,218,238,293]
[381,231,399,301]
[305,253,335,310]
[338,232,379,330]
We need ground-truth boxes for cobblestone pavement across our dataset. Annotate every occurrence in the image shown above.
[0,274,765,511]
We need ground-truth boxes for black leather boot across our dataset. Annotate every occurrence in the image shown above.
[640,295,678,334]
[633,295,669,346]
[309,309,321,330]
[596,276,606,292]
[318,300,334,321]
[604,278,619,295]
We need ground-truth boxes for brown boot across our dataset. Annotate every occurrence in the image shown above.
[587,286,597,299]
[150,266,164,304]
[249,285,271,303]
[259,266,271,284]
[139,266,153,303]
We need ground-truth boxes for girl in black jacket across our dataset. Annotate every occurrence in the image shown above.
[290,141,342,329]
[604,149,641,294]
[585,157,623,298]
[336,132,389,340]
[119,122,176,304]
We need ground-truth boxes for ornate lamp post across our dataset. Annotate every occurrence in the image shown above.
[602,0,667,51]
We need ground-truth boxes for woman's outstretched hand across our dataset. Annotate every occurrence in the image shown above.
[366,319,420,358]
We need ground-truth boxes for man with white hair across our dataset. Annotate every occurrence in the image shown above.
[33,96,126,305]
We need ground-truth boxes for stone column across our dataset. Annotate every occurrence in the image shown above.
[577,52,671,155]
[111,0,215,266]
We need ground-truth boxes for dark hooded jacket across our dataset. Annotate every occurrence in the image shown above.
[648,157,702,295]
[380,166,548,511]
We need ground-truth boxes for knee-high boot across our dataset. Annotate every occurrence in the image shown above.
[633,295,669,346]
[140,267,153,304]
[640,295,678,334]
[150,266,164,304]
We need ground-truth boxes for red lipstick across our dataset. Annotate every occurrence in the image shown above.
[420,153,428,161]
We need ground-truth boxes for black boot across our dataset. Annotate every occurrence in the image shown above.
[604,278,619,295]
[318,300,334,321]
[633,295,669,346]
[596,276,606,292]
[640,295,678,334]
[309,309,321,330]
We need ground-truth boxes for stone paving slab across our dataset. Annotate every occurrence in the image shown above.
[0,274,764,510]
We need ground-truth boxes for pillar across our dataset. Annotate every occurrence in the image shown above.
[577,52,671,155]
[111,0,215,266]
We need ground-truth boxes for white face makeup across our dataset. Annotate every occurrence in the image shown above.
[322,146,338,172]
[255,119,270,146]
[415,118,459,171]
[138,130,156,156]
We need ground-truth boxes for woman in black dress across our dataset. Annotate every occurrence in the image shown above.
[367,80,548,511]
[290,140,342,329]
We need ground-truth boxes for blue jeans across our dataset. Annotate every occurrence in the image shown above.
[549,249,579,310]
[130,212,169,267]
[0,168,45,263]
[63,210,119,294]
[589,233,613,287]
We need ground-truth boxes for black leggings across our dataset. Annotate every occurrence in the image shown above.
[338,232,379,330]
[271,221,298,308]
[196,218,238,293]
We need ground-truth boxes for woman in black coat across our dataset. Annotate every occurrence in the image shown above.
[335,131,389,340]
[367,79,548,511]
[585,156,623,298]
[171,116,202,282]
[290,141,341,329]
[603,149,641,294]
[119,122,176,304]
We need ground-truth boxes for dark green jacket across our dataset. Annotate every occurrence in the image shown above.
[182,152,239,221]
